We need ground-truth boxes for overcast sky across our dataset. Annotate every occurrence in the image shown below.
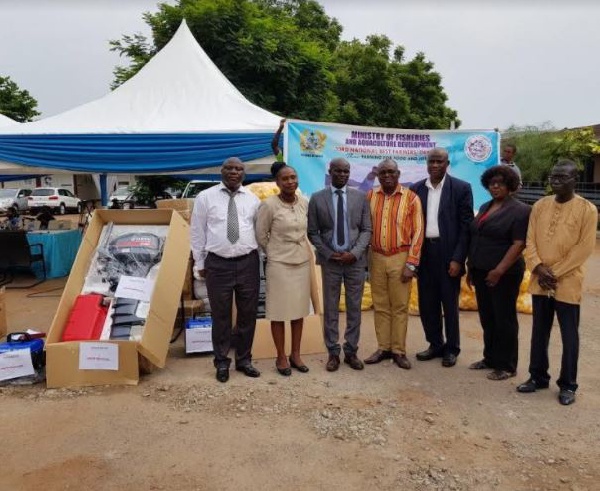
[1,0,599,130]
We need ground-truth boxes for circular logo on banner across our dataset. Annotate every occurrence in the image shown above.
[464,135,492,163]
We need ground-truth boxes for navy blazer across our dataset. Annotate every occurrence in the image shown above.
[410,175,474,270]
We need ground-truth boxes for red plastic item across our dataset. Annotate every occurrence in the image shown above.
[62,294,108,342]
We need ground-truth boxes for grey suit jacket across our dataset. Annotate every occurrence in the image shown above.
[307,187,372,266]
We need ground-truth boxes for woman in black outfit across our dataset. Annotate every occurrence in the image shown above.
[467,165,531,381]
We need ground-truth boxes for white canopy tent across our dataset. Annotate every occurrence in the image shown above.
[0,21,281,192]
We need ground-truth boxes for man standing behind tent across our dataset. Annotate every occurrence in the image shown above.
[364,159,424,370]
[190,157,261,383]
[410,148,473,367]
[307,158,372,372]
[517,159,598,405]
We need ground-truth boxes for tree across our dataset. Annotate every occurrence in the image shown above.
[110,0,458,128]
[502,123,600,182]
[329,35,458,129]
[0,76,40,122]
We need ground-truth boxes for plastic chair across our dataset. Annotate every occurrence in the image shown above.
[0,231,46,288]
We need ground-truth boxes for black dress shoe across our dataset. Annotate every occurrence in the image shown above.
[516,378,549,393]
[343,354,365,370]
[558,389,576,405]
[416,347,444,361]
[326,354,340,372]
[364,349,392,364]
[236,364,261,378]
[441,353,457,367]
[289,356,309,373]
[216,367,229,383]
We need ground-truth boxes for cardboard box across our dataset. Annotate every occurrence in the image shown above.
[45,209,190,388]
[0,287,6,340]
[156,199,194,223]
[185,317,213,354]
[251,245,325,359]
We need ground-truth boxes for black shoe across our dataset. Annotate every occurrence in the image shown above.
[516,378,549,393]
[364,349,392,364]
[469,359,489,370]
[416,347,444,361]
[326,354,340,372]
[344,354,365,370]
[558,389,576,406]
[216,367,229,383]
[236,364,261,378]
[276,362,292,376]
[441,353,457,367]
[289,356,309,373]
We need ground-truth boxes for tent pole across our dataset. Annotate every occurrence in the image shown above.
[100,173,108,206]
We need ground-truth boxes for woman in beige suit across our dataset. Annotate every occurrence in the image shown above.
[256,163,311,375]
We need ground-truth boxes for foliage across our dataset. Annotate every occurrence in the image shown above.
[502,123,600,182]
[131,175,186,202]
[329,36,458,129]
[0,76,40,122]
[110,0,458,129]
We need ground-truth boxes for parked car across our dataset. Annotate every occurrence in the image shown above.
[28,187,82,215]
[181,180,219,199]
[121,190,173,209]
[0,188,32,214]
[108,186,131,205]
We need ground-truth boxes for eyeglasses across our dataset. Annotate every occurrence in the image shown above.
[488,180,507,188]
[548,174,574,183]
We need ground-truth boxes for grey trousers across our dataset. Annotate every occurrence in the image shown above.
[321,259,366,356]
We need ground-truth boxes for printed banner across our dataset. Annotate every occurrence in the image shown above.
[285,120,500,209]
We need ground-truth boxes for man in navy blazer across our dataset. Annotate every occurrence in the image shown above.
[410,148,474,367]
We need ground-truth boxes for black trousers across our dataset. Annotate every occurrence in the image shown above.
[471,267,523,373]
[529,295,580,392]
[205,250,259,369]
[417,239,461,356]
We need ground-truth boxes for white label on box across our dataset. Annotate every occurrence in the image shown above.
[114,276,154,302]
[185,328,213,354]
[79,343,119,370]
[0,349,35,381]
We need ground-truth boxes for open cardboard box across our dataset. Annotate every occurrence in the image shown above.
[251,245,325,359]
[45,209,189,388]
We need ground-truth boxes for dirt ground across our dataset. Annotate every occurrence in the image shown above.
[1,245,600,491]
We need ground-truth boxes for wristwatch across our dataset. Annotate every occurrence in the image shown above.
[405,263,418,273]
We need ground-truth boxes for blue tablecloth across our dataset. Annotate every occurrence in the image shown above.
[26,229,82,279]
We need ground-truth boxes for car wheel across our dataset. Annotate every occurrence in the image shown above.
[122,202,133,210]
[59,203,66,215]
[30,207,38,215]
[77,203,82,214]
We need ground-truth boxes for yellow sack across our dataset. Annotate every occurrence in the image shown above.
[246,182,280,201]
[459,276,478,311]
[339,281,373,312]
[409,278,419,316]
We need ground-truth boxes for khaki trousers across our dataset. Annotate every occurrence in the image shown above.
[369,251,411,355]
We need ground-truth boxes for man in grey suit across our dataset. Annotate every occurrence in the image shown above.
[308,158,372,372]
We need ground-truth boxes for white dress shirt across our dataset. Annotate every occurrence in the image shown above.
[190,182,260,269]
[425,175,446,238]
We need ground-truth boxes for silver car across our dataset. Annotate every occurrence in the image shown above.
[0,188,32,214]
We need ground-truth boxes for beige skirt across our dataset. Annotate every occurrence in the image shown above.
[265,260,311,321]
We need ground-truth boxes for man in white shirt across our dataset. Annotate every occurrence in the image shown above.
[410,148,474,367]
[190,157,261,383]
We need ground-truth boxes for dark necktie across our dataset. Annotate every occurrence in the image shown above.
[226,190,239,244]
[335,189,344,247]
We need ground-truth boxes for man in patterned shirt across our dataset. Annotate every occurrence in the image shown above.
[364,159,424,369]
